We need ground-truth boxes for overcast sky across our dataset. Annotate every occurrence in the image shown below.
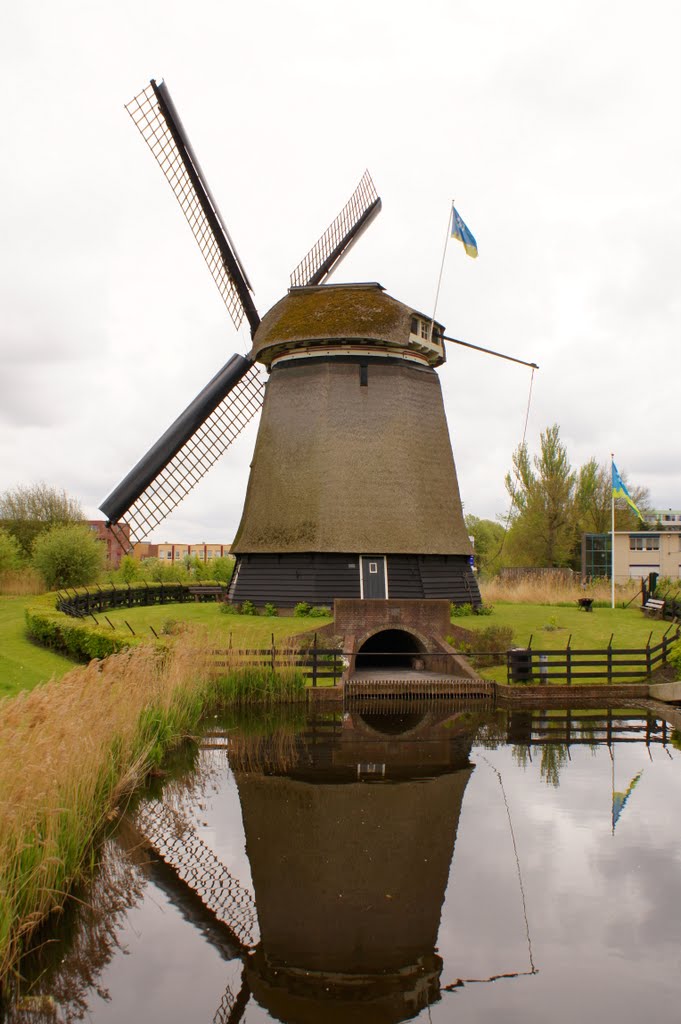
[1,0,679,542]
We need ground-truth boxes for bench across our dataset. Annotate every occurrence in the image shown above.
[187,586,228,602]
[642,598,665,618]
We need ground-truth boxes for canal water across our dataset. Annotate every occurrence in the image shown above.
[7,703,681,1023]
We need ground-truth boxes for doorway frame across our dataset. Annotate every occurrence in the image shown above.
[359,555,389,599]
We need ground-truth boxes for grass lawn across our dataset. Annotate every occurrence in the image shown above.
[0,597,334,700]
[458,602,676,683]
[3,592,675,698]
[98,602,333,646]
[0,598,78,698]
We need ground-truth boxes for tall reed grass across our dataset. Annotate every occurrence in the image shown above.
[479,576,640,606]
[0,631,305,992]
[0,570,44,597]
[213,644,306,705]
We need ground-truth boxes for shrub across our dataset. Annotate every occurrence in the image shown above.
[451,602,473,617]
[32,524,105,590]
[139,558,186,583]
[239,600,258,616]
[161,619,183,635]
[309,605,331,618]
[212,556,236,584]
[294,602,312,617]
[219,601,239,615]
[264,602,278,617]
[451,625,514,667]
[118,555,139,583]
[475,603,494,616]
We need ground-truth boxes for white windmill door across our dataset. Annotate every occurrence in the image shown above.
[360,556,387,599]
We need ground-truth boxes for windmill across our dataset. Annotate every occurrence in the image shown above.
[101,79,480,608]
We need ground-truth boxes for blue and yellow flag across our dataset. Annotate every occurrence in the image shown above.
[451,205,478,258]
[612,461,644,520]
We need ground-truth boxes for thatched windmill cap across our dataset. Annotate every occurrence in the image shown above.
[251,283,445,368]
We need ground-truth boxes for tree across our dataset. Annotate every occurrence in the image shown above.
[212,556,236,584]
[31,524,104,590]
[118,555,139,583]
[504,430,653,570]
[0,483,84,556]
[574,459,611,535]
[0,528,22,577]
[504,424,576,567]
[574,459,650,536]
[465,515,507,575]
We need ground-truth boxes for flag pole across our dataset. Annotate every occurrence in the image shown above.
[611,452,615,609]
[428,201,454,341]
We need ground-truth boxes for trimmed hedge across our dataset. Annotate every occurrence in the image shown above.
[25,594,138,662]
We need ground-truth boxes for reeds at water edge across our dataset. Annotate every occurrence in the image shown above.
[0,631,306,991]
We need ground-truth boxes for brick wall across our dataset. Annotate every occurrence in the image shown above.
[334,599,452,646]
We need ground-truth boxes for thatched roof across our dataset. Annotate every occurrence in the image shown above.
[231,359,472,556]
[251,283,445,368]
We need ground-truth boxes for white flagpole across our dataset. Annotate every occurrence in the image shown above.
[428,201,454,340]
[611,452,615,609]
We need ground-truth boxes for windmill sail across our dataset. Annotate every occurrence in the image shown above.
[103,87,386,552]
[126,80,260,337]
[290,170,381,288]
[101,355,264,545]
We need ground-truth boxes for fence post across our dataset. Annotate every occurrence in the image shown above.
[312,633,318,688]
[607,633,613,684]
[566,635,572,686]
[271,633,276,673]
[646,632,653,676]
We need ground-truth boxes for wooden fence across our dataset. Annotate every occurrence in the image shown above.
[57,582,229,617]
[209,626,680,688]
[507,709,671,746]
[506,625,679,684]
[211,645,346,686]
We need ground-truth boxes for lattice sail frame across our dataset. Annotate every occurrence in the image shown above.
[135,799,258,948]
[126,82,257,334]
[111,364,264,549]
[290,169,381,287]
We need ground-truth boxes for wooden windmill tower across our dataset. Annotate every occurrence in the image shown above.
[101,80,480,608]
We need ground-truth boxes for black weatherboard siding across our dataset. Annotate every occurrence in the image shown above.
[228,554,480,607]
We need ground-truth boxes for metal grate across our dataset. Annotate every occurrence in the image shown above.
[119,362,264,545]
[290,170,381,288]
[126,82,253,332]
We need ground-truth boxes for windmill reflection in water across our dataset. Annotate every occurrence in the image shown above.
[133,706,538,1024]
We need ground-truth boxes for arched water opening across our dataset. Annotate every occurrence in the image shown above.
[355,629,423,670]
[358,712,427,735]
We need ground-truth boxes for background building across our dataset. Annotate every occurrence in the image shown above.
[87,521,130,569]
[582,531,681,584]
[132,542,231,564]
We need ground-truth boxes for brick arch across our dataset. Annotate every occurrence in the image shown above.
[355,625,431,653]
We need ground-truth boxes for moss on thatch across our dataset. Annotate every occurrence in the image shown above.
[252,284,418,364]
